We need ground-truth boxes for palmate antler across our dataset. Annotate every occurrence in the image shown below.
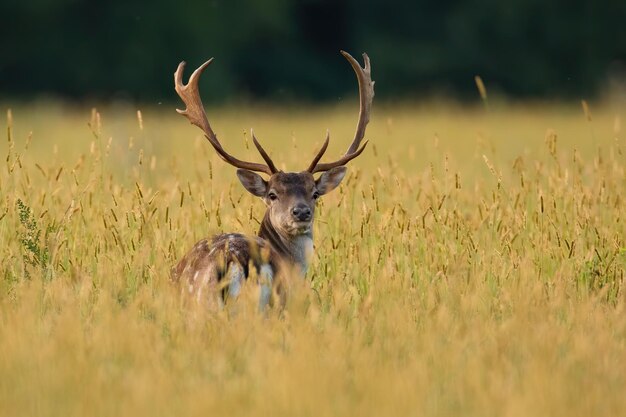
[174,51,374,176]
[307,51,375,174]
[174,59,278,175]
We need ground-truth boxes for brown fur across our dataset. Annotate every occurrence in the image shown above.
[171,233,280,305]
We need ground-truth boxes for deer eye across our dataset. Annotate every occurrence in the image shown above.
[268,192,278,201]
[312,191,320,200]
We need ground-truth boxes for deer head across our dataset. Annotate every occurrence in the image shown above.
[174,51,374,239]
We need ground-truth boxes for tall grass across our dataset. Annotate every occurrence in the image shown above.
[0,101,625,416]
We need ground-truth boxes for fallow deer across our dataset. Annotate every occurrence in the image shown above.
[170,51,374,310]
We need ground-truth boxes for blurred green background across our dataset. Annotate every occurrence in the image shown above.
[1,0,625,103]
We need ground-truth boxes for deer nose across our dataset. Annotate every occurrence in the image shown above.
[292,204,312,222]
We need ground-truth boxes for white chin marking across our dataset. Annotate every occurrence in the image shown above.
[286,223,311,235]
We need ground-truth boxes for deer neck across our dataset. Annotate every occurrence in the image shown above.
[257,212,313,275]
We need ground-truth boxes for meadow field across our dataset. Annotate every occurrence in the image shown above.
[0,100,625,416]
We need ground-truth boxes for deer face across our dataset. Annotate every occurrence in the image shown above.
[237,167,346,236]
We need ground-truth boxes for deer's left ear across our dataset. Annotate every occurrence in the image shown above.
[237,169,268,197]
[315,166,347,195]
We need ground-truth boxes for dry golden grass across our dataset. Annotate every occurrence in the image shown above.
[0,101,625,417]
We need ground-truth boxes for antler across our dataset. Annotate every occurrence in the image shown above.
[308,51,375,174]
[174,59,278,175]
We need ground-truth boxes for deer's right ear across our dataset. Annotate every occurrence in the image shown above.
[236,169,268,197]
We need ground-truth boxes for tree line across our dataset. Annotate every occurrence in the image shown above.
[1,0,625,102]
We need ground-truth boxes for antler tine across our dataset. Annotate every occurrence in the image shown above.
[174,59,277,175]
[308,51,374,173]
[306,130,330,172]
[175,59,215,136]
[311,141,369,174]
[341,50,374,155]
[251,130,278,173]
